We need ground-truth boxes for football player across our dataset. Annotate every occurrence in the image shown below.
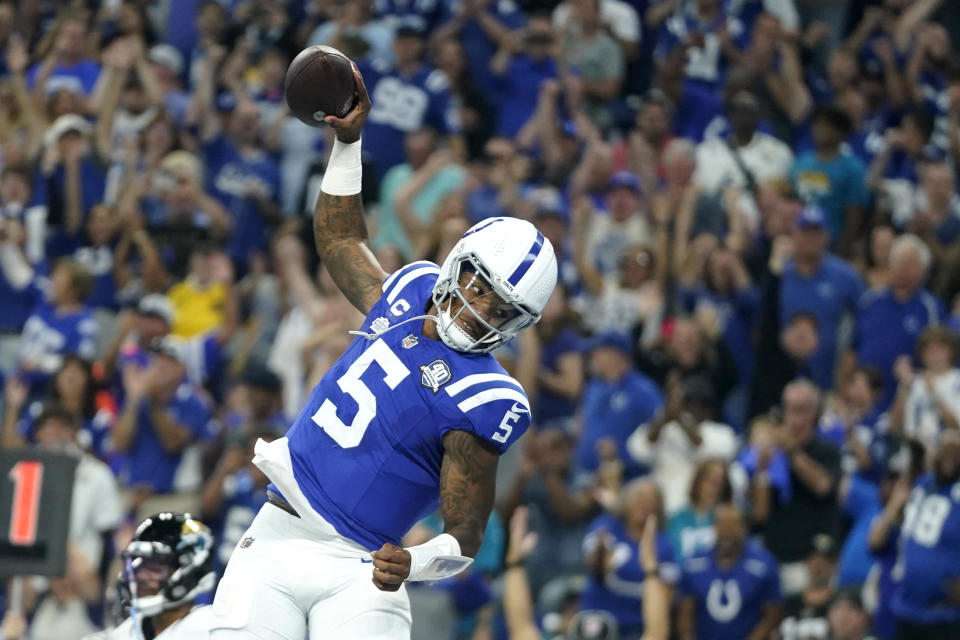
[210,64,557,639]
[84,513,216,640]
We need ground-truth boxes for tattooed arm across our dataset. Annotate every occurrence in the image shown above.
[314,65,388,315]
[439,430,500,557]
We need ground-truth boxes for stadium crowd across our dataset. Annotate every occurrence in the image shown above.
[1,0,960,638]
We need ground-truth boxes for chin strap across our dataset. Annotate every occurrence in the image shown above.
[348,314,438,341]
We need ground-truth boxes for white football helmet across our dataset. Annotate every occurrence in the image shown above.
[433,217,557,353]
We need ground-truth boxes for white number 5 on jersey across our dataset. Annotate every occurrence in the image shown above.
[493,404,524,444]
[311,339,411,448]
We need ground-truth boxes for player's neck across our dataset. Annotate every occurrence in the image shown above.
[422,302,440,341]
[150,604,192,636]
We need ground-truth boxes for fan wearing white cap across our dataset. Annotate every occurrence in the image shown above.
[211,65,557,640]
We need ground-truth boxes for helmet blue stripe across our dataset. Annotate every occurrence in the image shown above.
[507,232,544,287]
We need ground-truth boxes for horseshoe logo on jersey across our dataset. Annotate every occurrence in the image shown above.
[706,578,742,622]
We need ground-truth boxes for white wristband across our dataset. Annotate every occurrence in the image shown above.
[405,533,473,582]
[320,137,363,196]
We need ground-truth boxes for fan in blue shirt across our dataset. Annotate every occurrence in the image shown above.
[490,15,559,138]
[358,24,462,180]
[16,260,98,392]
[677,504,782,640]
[201,102,281,271]
[24,15,101,97]
[850,235,943,407]
[575,332,663,474]
[581,481,680,638]
[891,433,960,635]
[112,339,216,495]
[779,207,865,390]
[654,0,748,92]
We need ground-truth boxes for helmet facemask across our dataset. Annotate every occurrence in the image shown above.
[432,253,539,353]
[118,526,215,618]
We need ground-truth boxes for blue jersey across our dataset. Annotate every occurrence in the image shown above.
[654,10,747,91]
[359,61,460,179]
[837,476,881,587]
[282,262,530,550]
[18,303,98,386]
[892,475,960,624]
[214,468,268,575]
[779,255,864,389]
[202,135,281,267]
[580,514,680,634]
[679,542,781,640]
[853,288,943,408]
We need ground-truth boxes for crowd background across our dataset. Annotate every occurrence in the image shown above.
[1,0,960,639]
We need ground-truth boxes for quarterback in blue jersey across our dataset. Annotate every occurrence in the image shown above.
[211,65,557,640]
[677,504,782,640]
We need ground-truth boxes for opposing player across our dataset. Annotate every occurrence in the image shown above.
[84,513,216,640]
[210,65,557,639]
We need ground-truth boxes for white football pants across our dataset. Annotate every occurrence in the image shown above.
[210,502,411,639]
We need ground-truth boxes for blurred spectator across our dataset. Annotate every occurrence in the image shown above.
[374,128,465,261]
[430,0,526,99]
[694,87,794,210]
[636,316,737,411]
[122,149,231,280]
[194,90,282,272]
[530,286,584,428]
[465,136,528,224]
[167,247,237,339]
[432,37,494,160]
[779,534,840,640]
[890,326,960,459]
[676,503,782,640]
[821,366,887,484]
[580,480,679,639]
[112,337,216,508]
[16,258,97,391]
[627,375,738,514]
[911,163,960,296]
[559,0,624,131]
[3,355,114,460]
[575,331,662,474]
[36,114,107,252]
[360,22,463,179]
[490,13,560,138]
[654,0,747,92]
[869,110,936,227]
[309,0,394,66]
[613,90,674,191]
[792,105,869,256]
[202,428,272,575]
[778,205,864,390]
[498,429,597,595]
[576,171,652,278]
[666,458,732,561]
[827,588,876,640]
[552,0,639,63]
[679,247,759,428]
[890,432,960,640]
[26,11,100,98]
[752,380,841,593]
[849,234,943,406]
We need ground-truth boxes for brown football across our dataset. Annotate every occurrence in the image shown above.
[284,45,356,127]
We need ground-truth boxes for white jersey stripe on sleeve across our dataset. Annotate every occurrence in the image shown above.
[445,373,523,397]
[386,266,440,304]
[456,388,529,413]
[382,261,438,294]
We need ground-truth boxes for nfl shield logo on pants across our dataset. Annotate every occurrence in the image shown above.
[420,360,452,393]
